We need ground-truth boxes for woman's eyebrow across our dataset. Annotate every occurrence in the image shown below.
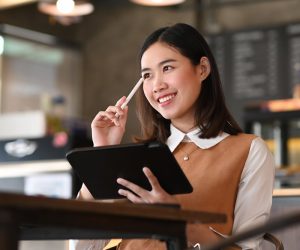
[141,59,177,73]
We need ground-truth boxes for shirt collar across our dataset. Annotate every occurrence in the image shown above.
[166,124,229,152]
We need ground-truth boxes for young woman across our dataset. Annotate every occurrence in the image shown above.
[77,23,275,250]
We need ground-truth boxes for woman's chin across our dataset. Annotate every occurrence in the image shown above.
[160,112,176,120]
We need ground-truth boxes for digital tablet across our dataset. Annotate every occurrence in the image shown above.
[66,141,193,199]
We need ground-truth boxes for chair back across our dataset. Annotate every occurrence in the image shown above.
[263,233,284,250]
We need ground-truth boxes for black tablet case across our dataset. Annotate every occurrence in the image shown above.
[66,142,193,199]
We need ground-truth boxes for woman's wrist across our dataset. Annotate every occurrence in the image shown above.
[77,184,94,200]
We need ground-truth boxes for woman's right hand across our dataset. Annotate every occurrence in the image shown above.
[91,96,128,146]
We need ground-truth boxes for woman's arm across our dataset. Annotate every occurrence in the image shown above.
[77,96,129,201]
[71,97,129,250]
[230,137,275,249]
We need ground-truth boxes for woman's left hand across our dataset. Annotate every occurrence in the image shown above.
[117,167,178,204]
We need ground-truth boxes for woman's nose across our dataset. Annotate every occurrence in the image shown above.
[153,76,167,93]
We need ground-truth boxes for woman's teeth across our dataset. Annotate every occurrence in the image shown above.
[158,94,175,103]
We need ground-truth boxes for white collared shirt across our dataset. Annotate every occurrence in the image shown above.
[166,125,275,250]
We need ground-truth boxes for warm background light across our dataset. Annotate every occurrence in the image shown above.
[56,0,75,14]
[130,0,185,7]
[0,36,4,55]
[38,0,94,17]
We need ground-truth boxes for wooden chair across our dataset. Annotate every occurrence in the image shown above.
[263,233,284,250]
[186,233,284,250]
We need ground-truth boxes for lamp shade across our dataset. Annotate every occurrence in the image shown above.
[130,0,185,6]
[38,0,94,16]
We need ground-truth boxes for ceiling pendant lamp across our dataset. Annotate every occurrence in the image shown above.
[130,0,186,7]
[38,0,94,25]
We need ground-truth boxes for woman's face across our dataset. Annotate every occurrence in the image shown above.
[141,42,209,132]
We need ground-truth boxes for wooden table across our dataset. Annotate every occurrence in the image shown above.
[0,192,226,250]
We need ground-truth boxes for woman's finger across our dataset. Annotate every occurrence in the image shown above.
[106,106,125,124]
[118,189,143,203]
[143,167,178,204]
[106,106,124,117]
[92,110,114,122]
[142,167,161,190]
[115,96,127,107]
[117,178,149,198]
[92,120,114,129]
[93,109,124,126]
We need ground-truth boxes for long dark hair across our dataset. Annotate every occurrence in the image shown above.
[135,23,242,143]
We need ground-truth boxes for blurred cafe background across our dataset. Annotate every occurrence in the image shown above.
[1,0,300,249]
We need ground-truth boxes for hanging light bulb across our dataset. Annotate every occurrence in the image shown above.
[56,0,75,14]
[38,0,94,17]
[130,0,185,6]
[38,0,94,25]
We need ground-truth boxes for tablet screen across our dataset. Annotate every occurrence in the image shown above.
[66,141,193,199]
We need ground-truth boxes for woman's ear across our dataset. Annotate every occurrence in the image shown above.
[198,57,211,81]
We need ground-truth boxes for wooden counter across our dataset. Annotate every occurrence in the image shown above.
[0,192,226,250]
[273,188,300,197]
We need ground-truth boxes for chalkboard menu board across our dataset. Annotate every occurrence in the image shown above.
[287,23,300,88]
[207,23,300,125]
[211,0,266,5]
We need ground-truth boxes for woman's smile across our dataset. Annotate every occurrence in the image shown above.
[157,93,177,105]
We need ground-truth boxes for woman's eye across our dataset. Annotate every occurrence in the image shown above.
[163,65,173,72]
[142,73,150,80]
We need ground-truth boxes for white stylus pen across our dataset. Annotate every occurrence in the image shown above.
[120,78,144,109]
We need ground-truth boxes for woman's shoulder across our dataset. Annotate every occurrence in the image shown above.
[234,133,269,148]
[232,133,274,164]
[224,132,257,144]
[242,135,275,177]
[225,133,272,154]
